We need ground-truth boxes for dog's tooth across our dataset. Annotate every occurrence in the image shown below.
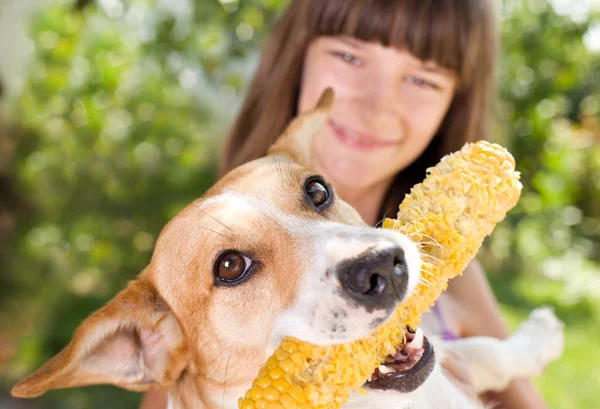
[378,365,396,374]
[406,328,424,350]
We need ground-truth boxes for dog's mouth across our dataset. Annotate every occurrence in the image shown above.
[365,328,435,393]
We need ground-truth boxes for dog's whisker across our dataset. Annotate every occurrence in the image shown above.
[417,236,447,252]
[321,346,332,370]
[198,226,232,240]
[397,218,447,246]
[418,280,433,290]
[273,156,284,183]
[417,276,433,289]
[222,354,232,409]
[419,268,440,279]
[393,216,422,233]
[312,345,333,374]
[403,230,448,253]
[419,251,445,260]
[199,208,234,235]
[395,215,444,235]
[274,155,293,186]
[418,282,432,290]
[419,253,447,267]
[395,207,409,221]
[418,241,448,253]
[286,156,294,184]
[400,221,441,238]
[419,268,437,278]
[375,208,393,229]
[417,272,433,284]
[391,216,446,242]
[274,155,286,185]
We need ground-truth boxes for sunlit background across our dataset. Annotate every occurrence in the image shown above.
[0,0,598,408]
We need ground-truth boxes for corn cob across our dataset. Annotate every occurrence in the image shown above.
[238,140,522,409]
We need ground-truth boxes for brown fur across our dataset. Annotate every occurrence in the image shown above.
[11,89,343,406]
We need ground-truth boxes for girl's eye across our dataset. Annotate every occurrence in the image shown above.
[333,51,363,66]
[405,75,440,90]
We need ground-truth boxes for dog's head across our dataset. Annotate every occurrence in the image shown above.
[12,89,427,401]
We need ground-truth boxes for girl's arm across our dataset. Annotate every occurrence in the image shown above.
[448,259,550,409]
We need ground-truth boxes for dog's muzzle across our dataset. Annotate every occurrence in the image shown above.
[336,246,409,312]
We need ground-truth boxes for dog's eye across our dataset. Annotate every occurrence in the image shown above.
[305,177,332,211]
[215,251,253,284]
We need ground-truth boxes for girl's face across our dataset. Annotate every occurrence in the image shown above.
[298,36,458,192]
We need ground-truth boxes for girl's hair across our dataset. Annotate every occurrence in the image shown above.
[221,0,498,224]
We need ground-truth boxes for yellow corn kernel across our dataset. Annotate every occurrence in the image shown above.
[269,367,286,380]
[278,358,296,374]
[280,394,299,409]
[272,378,292,393]
[288,385,306,403]
[258,367,269,378]
[280,340,298,353]
[239,398,255,409]
[290,352,307,366]
[263,386,281,402]
[253,376,272,389]
[255,400,269,409]
[266,356,280,370]
[248,387,263,401]
[275,349,290,361]
[241,141,522,409]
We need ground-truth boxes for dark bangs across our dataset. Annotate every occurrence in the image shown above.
[305,0,489,86]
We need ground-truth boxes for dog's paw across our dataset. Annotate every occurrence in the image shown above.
[512,307,564,373]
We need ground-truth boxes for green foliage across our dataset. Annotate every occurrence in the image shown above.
[487,0,600,308]
[484,2,600,406]
[1,0,599,408]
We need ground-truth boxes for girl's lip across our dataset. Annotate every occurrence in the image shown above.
[328,119,397,151]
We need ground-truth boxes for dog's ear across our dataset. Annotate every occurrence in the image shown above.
[268,87,334,168]
[11,278,189,398]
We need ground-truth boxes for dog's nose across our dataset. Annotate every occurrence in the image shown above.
[337,246,409,311]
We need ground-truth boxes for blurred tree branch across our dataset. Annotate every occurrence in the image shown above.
[73,0,93,11]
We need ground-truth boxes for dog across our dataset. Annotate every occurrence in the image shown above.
[11,89,564,409]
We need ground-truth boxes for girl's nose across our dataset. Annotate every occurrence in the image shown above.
[355,71,402,113]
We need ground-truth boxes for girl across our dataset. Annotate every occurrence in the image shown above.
[141,0,550,407]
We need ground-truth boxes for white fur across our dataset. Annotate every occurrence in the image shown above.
[162,195,565,409]
[199,192,422,350]
[186,193,564,409]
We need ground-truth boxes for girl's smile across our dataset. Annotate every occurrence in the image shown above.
[328,119,400,151]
